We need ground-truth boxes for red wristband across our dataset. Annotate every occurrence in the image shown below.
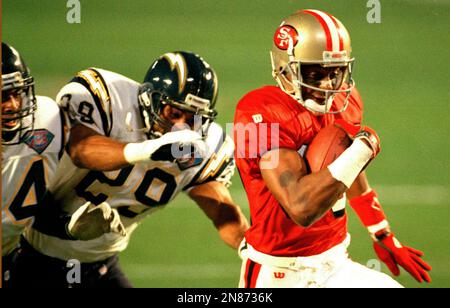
[349,190,388,230]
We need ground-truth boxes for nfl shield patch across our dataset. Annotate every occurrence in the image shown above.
[22,129,54,154]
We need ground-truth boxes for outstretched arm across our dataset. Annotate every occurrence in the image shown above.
[68,124,129,171]
[188,181,249,249]
[68,124,205,171]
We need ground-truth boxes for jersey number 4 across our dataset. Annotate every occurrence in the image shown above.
[8,159,47,222]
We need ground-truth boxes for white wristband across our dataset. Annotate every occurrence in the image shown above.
[123,130,204,165]
[367,219,390,235]
[327,139,373,188]
[123,142,155,164]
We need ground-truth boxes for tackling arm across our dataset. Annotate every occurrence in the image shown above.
[188,181,249,249]
[60,74,206,171]
[69,124,206,171]
[69,124,129,171]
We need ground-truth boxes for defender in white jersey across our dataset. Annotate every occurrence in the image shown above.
[1,43,66,287]
[19,52,249,288]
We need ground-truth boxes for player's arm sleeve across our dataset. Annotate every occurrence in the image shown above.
[56,68,112,137]
[183,134,236,192]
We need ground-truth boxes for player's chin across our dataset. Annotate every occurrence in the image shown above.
[151,124,166,136]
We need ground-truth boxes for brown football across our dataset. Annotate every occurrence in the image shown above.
[305,124,352,173]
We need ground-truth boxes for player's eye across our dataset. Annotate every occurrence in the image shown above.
[170,112,182,120]
[2,90,22,103]
[303,73,323,86]
[330,68,345,89]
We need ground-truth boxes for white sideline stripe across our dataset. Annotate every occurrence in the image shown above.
[401,0,449,4]
[372,185,449,205]
[124,263,239,280]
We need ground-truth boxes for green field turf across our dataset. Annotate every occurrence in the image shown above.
[3,0,449,288]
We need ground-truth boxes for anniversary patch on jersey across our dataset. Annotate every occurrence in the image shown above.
[22,129,55,154]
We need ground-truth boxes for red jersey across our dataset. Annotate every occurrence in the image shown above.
[234,86,363,257]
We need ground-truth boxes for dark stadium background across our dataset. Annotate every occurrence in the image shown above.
[3,0,449,288]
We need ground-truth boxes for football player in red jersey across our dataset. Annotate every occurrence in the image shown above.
[233,9,431,288]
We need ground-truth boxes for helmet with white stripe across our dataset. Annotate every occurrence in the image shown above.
[270,9,355,114]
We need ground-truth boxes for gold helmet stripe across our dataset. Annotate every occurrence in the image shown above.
[163,52,187,94]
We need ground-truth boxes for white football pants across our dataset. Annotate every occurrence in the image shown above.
[238,235,403,288]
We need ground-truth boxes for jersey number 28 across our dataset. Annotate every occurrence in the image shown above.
[75,166,177,218]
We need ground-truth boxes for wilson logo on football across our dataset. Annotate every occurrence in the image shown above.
[274,25,299,50]
[274,272,285,279]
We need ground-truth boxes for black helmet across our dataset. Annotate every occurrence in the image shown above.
[2,42,36,144]
[138,51,218,138]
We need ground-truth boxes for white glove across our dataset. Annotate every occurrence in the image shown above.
[67,202,126,241]
[123,129,207,165]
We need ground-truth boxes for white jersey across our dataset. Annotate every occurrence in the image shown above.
[25,68,235,262]
[2,96,65,256]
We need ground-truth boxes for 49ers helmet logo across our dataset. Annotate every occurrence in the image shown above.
[274,25,299,50]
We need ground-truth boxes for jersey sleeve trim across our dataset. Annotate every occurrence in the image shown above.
[182,130,234,191]
[70,68,113,137]
[183,156,235,191]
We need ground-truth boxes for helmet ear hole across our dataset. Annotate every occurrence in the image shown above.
[138,84,168,136]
